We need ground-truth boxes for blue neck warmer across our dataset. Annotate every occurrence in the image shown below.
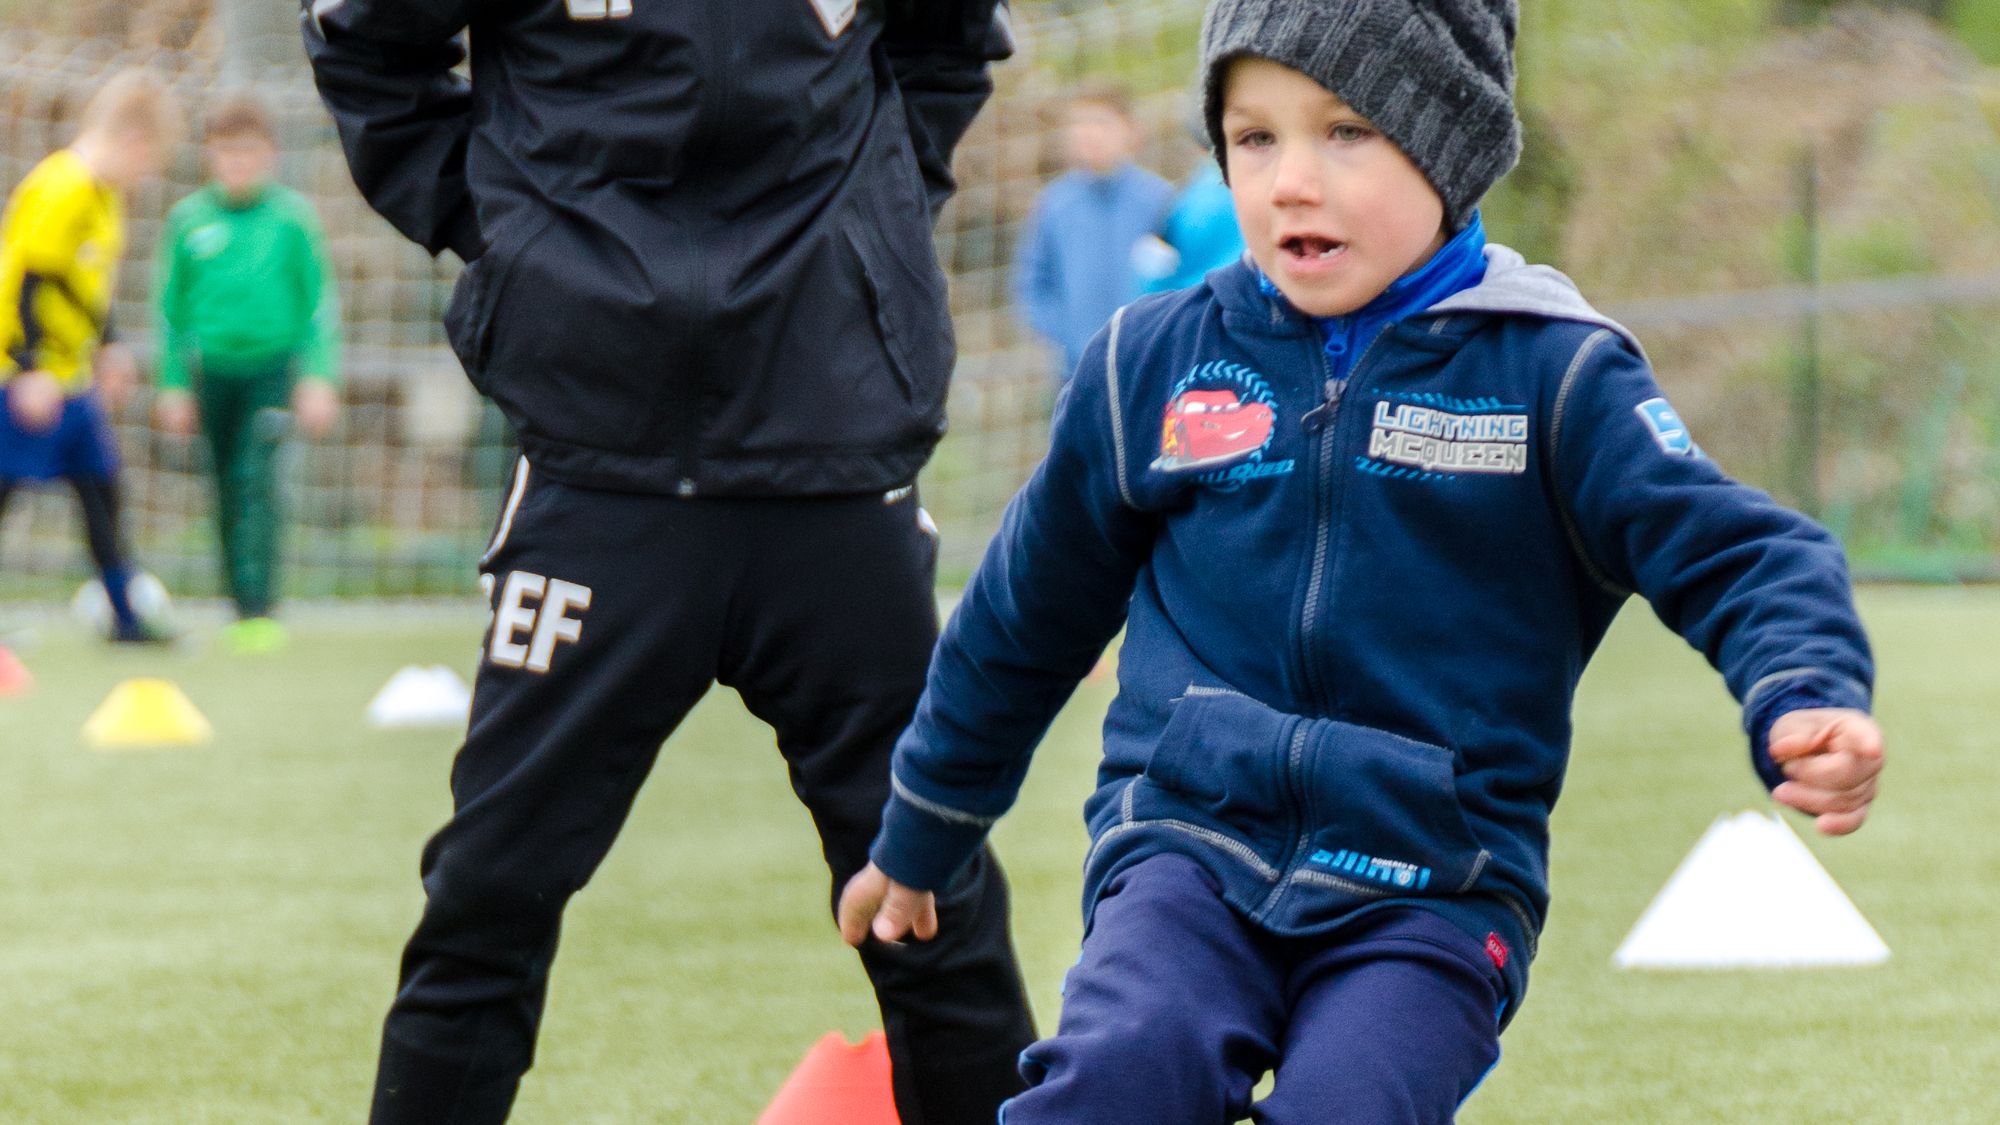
[1257,211,1489,378]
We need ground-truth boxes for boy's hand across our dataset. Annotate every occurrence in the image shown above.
[7,370,64,433]
[293,379,339,439]
[154,390,197,436]
[1768,708,1883,836]
[93,343,137,409]
[837,863,938,948]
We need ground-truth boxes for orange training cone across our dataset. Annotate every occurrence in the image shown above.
[0,646,30,698]
[755,1031,901,1125]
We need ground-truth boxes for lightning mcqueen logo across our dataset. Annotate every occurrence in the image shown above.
[1151,389,1276,472]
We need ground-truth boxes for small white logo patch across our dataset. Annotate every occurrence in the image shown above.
[808,0,857,37]
[189,223,229,260]
[1635,397,1701,457]
[566,0,632,21]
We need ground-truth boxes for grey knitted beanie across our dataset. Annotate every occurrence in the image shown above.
[1200,0,1521,231]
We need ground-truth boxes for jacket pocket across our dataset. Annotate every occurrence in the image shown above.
[1127,687,1296,864]
[444,213,552,390]
[1296,719,1489,897]
[477,216,684,454]
[843,211,952,414]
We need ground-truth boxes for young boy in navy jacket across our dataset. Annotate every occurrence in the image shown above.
[841,0,1886,1120]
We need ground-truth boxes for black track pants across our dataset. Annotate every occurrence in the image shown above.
[370,461,1036,1125]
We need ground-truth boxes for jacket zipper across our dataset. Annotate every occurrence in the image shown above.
[1268,319,1395,919]
[1253,720,1311,920]
[1296,315,1393,714]
[1294,355,1342,711]
[673,2,738,496]
[1178,681,1311,905]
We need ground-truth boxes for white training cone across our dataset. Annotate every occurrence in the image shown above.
[1613,810,1889,970]
[367,665,474,729]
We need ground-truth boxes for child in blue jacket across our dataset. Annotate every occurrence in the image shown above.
[1014,82,1175,381]
[843,1,1885,1120]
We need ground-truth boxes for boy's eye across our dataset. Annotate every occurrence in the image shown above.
[1330,123,1371,143]
[1232,128,1273,149]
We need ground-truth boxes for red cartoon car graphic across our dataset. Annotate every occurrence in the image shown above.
[1150,389,1276,472]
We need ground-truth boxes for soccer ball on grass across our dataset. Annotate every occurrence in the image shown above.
[71,572,175,638]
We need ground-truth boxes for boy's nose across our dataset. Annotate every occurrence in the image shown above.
[1269,143,1324,207]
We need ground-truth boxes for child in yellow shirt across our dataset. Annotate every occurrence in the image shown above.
[0,69,180,642]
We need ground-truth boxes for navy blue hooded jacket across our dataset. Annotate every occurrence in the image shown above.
[870,227,1873,1014]
[304,0,1009,497]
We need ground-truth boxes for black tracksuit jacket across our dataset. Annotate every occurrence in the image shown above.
[305,0,1009,495]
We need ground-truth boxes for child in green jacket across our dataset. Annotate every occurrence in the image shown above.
[153,95,340,652]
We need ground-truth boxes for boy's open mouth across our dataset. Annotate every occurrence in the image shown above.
[1281,235,1345,261]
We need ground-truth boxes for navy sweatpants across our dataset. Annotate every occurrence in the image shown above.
[0,391,141,630]
[370,462,1036,1125]
[1004,854,1504,1125]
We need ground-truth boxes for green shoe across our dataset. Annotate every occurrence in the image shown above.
[226,616,288,655]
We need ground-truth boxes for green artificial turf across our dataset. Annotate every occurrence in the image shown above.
[0,587,1989,1122]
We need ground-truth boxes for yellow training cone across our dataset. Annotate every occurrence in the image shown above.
[82,679,213,749]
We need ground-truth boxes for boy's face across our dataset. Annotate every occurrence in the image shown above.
[1221,57,1447,318]
[102,129,167,189]
[1064,101,1136,176]
[207,135,277,198]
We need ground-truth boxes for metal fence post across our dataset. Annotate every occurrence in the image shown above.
[1790,146,1824,516]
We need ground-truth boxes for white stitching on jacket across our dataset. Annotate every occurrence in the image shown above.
[1104,306,1138,509]
[1549,329,1631,597]
[891,774,998,828]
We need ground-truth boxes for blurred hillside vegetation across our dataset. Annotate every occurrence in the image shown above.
[1496,0,2000,571]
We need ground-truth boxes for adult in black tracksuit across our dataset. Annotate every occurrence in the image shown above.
[303,2,1035,1121]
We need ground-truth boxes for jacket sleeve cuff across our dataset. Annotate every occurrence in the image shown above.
[1743,669,1873,791]
[869,776,996,892]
